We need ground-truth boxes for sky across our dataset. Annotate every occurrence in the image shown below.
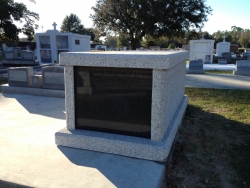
[16,0,250,38]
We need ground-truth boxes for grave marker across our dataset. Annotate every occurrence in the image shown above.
[42,66,64,90]
[187,60,204,74]
[233,60,250,76]
[8,67,33,87]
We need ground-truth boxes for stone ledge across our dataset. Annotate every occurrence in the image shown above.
[0,84,65,98]
[55,95,188,162]
[59,51,189,70]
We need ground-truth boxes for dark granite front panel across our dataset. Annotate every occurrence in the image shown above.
[74,66,152,138]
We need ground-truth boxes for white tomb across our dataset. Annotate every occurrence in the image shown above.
[189,33,215,63]
[35,22,91,63]
[216,36,230,57]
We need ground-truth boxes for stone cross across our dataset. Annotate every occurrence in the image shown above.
[201,32,205,39]
[223,35,226,42]
[52,22,57,30]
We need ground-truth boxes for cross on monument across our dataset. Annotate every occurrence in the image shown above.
[201,32,205,39]
[52,22,57,30]
[223,35,226,42]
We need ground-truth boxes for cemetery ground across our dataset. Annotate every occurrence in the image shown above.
[0,72,250,187]
[166,88,250,188]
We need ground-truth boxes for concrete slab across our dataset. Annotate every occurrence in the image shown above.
[0,93,165,188]
[186,64,236,70]
[185,74,250,90]
[1,84,65,98]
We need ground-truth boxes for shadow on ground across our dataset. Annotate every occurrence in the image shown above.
[166,104,250,188]
[57,146,165,188]
[1,93,65,120]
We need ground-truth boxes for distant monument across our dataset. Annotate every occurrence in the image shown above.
[189,32,215,63]
[35,22,91,63]
[216,36,230,57]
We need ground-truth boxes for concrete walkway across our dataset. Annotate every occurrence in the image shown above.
[0,93,165,188]
[186,73,250,90]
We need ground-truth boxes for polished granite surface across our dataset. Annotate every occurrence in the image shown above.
[74,66,152,138]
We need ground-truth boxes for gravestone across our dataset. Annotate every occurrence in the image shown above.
[233,60,250,76]
[55,51,189,162]
[218,59,227,64]
[42,66,64,90]
[242,52,250,57]
[187,60,204,74]
[22,51,35,60]
[5,51,15,59]
[7,67,33,87]
[32,75,42,88]
[149,46,160,51]
[221,52,232,63]
[3,47,38,65]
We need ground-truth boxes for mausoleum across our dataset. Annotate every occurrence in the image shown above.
[189,33,214,63]
[55,51,189,162]
[35,22,91,63]
[216,36,230,57]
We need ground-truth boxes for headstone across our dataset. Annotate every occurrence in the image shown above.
[22,51,34,60]
[216,36,230,57]
[218,59,227,64]
[242,52,250,57]
[5,51,14,60]
[32,75,42,88]
[7,67,33,87]
[221,52,232,63]
[3,47,38,65]
[42,66,64,90]
[204,55,212,64]
[182,45,190,50]
[233,60,250,76]
[187,60,204,74]
[149,46,160,51]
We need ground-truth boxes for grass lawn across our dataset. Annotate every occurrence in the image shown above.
[166,88,250,187]
[205,70,233,75]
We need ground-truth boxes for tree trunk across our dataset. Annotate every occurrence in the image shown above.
[130,37,139,50]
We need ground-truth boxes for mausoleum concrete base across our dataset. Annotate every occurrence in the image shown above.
[56,95,188,162]
[0,84,65,98]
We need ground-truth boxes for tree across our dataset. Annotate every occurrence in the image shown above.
[104,36,117,49]
[117,34,130,48]
[0,0,39,42]
[239,29,250,48]
[230,26,243,44]
[60,14,85,34]
[91,0,212,50]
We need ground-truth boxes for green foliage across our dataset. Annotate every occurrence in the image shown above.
[0,0,39,42]
[104,36,117,49]
[60,14,85,34]
[116,34,130,48]
[168,43,175,49]
[91,0,212,50]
